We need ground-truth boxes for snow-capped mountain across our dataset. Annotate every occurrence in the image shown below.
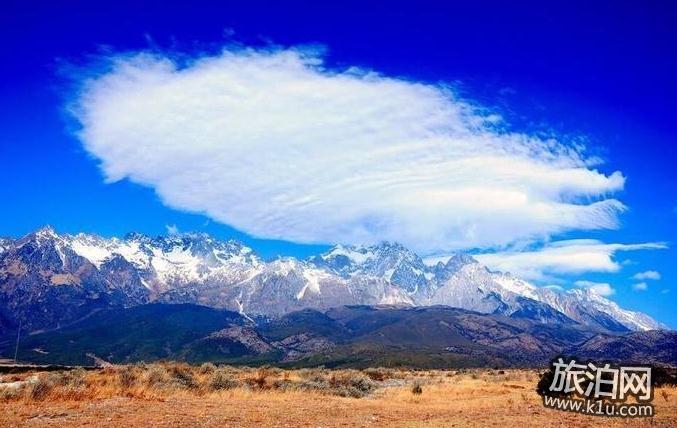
[532,287,663,332]
[0,226,665,335]
[308,242,430,294]
[419,256,660,332]
[312,247,664,331]
[69,229,262,292]
[0,238,11,254]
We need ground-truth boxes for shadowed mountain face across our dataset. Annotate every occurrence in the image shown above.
[4,304,251,365]
[570,330,677,364]
[0,227,666,341]
[3,304,674,368]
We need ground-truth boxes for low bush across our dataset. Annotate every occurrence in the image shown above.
[30,376,54,400]
[199,363,217,374]
[169,366,199,389]
[209,369,240,391]
[245,368,271,390]
[1,362,472,402]
[145,365,171,388]
[118,366,137,389]
[0,386,24,401]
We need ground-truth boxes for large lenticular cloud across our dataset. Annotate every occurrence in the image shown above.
[70,46,626,254]
[473,240,667,281]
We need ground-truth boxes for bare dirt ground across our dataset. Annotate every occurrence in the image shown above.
[1,365,674,427]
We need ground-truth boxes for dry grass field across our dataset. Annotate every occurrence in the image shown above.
[0,364,675,427]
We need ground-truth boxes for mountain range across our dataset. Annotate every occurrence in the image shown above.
[0,226,673,367]
[0,226,665,338]
[5,304,675,367]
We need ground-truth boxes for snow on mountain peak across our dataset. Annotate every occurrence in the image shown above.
[0,226,666,332]
[444,252,479,269]
[317,242,422,271]
[0,238,12,254]
[312,241,429,294]
[320,244,374,265]
[35,225,58,238]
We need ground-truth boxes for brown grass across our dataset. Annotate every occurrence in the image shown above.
[0,365,675,427]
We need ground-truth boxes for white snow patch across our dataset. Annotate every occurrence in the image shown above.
[493,275,538,299]
[323,245,373,265]
[297,268,326,299]
[70,241,113,267]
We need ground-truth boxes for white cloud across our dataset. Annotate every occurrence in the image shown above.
[632,270,661,280]
[165,224,180,235]
[470,239,667,281]
[70,46,627,254]
[632,282,648,291]
[574,280,615,297]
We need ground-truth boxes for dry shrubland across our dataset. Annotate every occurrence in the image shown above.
[0,364,548,403]
[1,366,675,427]
[0,363,421,402]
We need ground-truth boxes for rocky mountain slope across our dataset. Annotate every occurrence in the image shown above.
[4,304,675,367]
[0,226,666,337]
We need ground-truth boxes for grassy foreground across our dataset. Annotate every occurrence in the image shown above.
[1,363,675,427]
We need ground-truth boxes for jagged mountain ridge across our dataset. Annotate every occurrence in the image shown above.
[0,226,665,335]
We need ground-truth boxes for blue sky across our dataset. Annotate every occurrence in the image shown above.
[1,1,675,327]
